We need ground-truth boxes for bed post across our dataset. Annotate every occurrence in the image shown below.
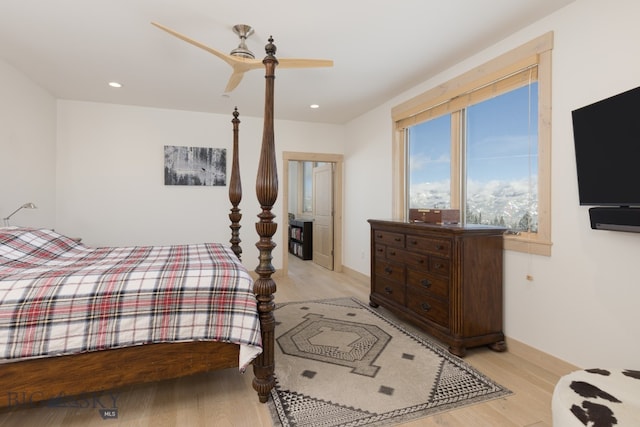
[253,36,278,403]
[229,107,242,259]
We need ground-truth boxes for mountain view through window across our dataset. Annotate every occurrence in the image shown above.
[408,83,538,232]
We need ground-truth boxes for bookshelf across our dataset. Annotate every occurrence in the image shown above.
[288,220,313,260]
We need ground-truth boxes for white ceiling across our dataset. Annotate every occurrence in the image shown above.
[0,1,575,124]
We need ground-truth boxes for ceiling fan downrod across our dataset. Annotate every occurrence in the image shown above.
[229,24,255,59]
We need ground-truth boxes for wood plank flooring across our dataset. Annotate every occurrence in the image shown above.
[0,255,577,426]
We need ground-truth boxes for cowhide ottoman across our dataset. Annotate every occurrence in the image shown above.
[552,368,640,426]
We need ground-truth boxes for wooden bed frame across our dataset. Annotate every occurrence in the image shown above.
[0,39,280,408]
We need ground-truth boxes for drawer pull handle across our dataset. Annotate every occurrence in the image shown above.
[376,248,384,253]
[434,263,443,269]
[421,279,432,288]
[384,287,393,294]
[376,234,383,239]
[389,250,396,256]
[421,302,431,311]
[394,237,402,242]
[410,240,417,245]
[436,244,445,250]
[384,266,392,274]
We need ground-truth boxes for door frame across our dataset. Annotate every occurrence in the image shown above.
[282,151,343,277]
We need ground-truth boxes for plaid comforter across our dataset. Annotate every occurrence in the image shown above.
[0,227,262,370]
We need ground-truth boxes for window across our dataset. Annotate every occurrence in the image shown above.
[291,160,328,215]
[465,83,538,232]
[408,114,452,209]
[393,33,553,255]
[408,83,538,231]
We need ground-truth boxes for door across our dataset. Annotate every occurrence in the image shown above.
[312,163,334,270]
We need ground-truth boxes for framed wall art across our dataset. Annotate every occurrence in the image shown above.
[164,145,226,186]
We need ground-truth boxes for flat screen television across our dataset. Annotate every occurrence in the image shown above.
[572,85,640,207]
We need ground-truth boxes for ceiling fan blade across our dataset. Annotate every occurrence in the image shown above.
[223,57,331,92]
[224,71,246,93]
[278,58,334,69]
[151,21,261,69]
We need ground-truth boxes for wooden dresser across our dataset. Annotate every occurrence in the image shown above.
[368,219,506,357]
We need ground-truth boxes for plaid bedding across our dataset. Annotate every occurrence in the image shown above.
[0,227,262,371]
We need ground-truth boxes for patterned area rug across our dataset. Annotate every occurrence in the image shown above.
[267,298,511,427]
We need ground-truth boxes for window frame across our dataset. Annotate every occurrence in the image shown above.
[391,32,553,256]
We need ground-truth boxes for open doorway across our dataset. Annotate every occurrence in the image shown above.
[282,151,343,277]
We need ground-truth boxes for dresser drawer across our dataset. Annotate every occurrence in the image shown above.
[374,243,386,259]
[406,287,449,328]
[374,260,406,284]
[401,249,428,268]
[373,276,405,305]
[385,246,407,263]
[406,268,449,300]
[406,235,451,258]
[429,256,450,277]
[373,230,405,248]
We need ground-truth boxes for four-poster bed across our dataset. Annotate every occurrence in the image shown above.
[0,39,280,408]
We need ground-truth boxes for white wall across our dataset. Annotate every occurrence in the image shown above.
[343,0,640,368]
[55,100,345,270]
[343,105,395,271]
[0,60,57,228]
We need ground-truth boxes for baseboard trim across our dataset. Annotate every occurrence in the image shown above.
[341,265,369,285]
[505,336,578,374]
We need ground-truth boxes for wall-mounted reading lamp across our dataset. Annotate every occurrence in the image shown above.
[3,202,37,226]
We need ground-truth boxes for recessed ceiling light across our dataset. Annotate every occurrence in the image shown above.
[310,104,320,109]
[108,82,123,88]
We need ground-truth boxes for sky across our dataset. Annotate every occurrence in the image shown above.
[409,83,538,185]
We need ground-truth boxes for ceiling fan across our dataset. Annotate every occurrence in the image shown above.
[151,22,333,93]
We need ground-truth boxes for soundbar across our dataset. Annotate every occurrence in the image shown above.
[589,207,640,233]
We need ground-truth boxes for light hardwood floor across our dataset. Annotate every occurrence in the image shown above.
[0,255,576,426]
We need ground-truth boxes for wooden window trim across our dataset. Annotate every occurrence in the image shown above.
[392,32,553,256]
